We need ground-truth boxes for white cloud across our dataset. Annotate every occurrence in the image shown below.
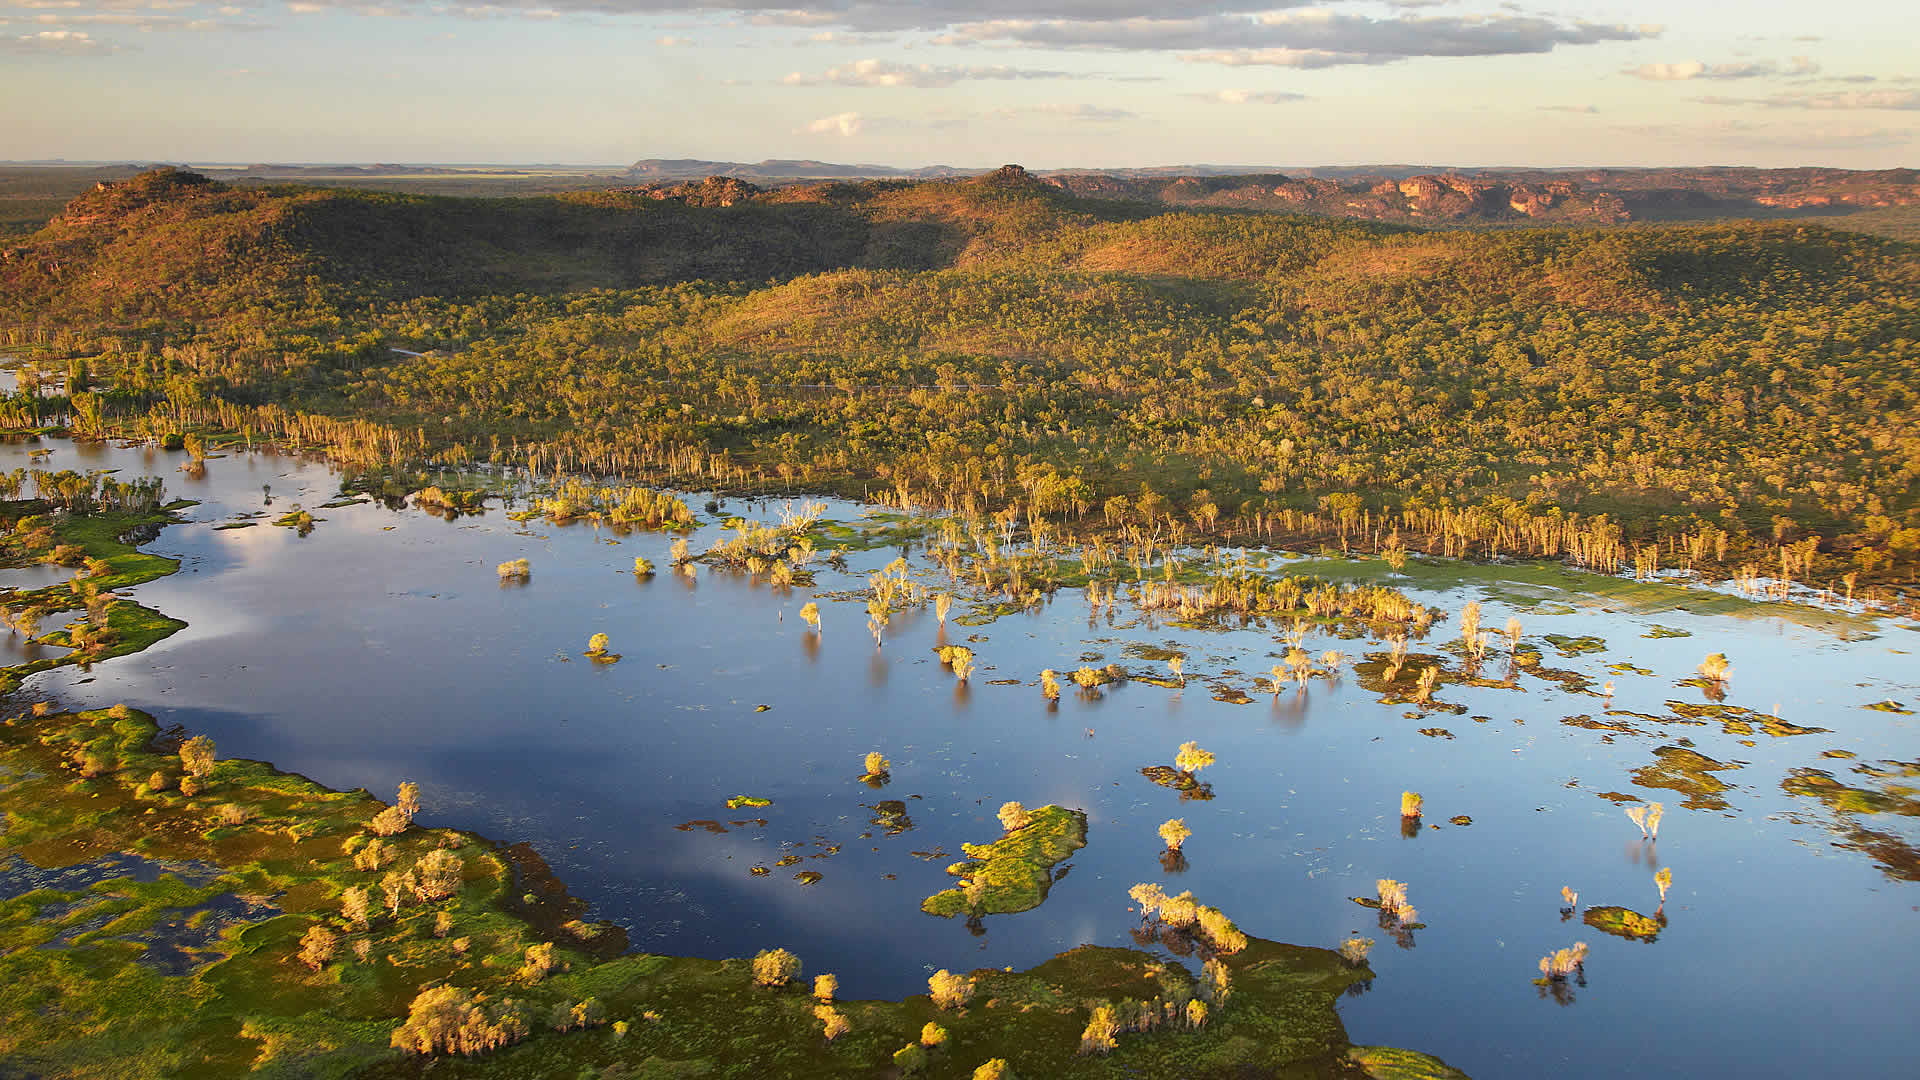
[1626,59,1781,81]
[944,11,1648,65]
[783,58,1071,88]
[1189,88,1307,104]
[1183,47,1386,69]
[1538,104,1598,114]
[806,110,863,136]
[1699,89,1920,111]
[995,103,1135,122]
[2,28,115,52]
[654,34,688,45]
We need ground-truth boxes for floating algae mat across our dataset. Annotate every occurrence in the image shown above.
[2,436,1918,1080]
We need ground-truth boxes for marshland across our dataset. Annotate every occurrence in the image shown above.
[0,166,1916,1078]
[0,430,1914,1078]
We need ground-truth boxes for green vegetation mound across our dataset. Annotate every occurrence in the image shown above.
[922,805,1087,918]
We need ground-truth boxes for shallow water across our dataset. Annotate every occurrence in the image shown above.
[5,437,1918,1079]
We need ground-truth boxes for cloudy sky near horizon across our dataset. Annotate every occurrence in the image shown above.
[2,0,1914,168]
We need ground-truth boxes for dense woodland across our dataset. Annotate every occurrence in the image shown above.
[2,167,1917,600]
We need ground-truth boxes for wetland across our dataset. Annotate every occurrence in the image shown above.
[1,433,1915,1079]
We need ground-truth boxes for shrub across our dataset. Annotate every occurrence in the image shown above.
[1339,937,1374,966]
[997,801,1031,831]
[752,947,801,988]
[1698,652,1731,681]
[863,750,890,776]
[178,775,201,797]
[369,805,410,837]
[497,558,531,580]
[341,886,371,928]
[893,1044,929,1074]
[815,1004,851,1041]
[813,973,837,1002]
[354,837,391,871]
[973,1060,1016,1080]
[1129,882,1167,918]
[1185,999,1209,1029]
[435,911,454,938]
[1539,942,1589,980]
[214,803,250,826]
[920,1021,948,1048]
[929,969,974,1009]
[586,632,610,655]
[298,924,338,971]
[1400,791,1423,818]
[1201,958,1232,1007]
[390,985,530,1056]
[1078,1006,1119,1054]
[397,781,420,819]
[549,997,606,1032]
[1158,818,1191,851]
[412,850,464,901]
[1196,906,1248,954]
[517,942,557,983]
[146,770,170,792]
[179,734,216,779]
[1174,741,1214,776]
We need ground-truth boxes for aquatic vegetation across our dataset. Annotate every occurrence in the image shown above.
[1655,867,1673,908]
[1865,700,1914,714]
[1401,792,1424,819]
[750,947,801,988]
[928,968,975,1009]
[922,804,1087,917]
[1626,801,1665,841]
[1584,906,1663,941]
[632,556,654,576]
[1340,937,1375,967]
[998,800,1032,832]
[1538,942,1588,980]
[1633,747,1738,810]
[1376,879,1411,918]
[271,508,316,532]
[1040,668,1060,701]
[726,795,772,809]
[1159,817,1191,852]
[1543,634,1608,658]
[1413,666,1440,704]
[580,632,621,663]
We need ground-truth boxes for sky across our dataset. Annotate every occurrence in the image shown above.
[2,0,1914,168]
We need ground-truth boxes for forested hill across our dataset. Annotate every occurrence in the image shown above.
[3,167,1919,600]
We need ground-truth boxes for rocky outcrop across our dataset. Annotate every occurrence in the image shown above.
[618,175,762,207]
